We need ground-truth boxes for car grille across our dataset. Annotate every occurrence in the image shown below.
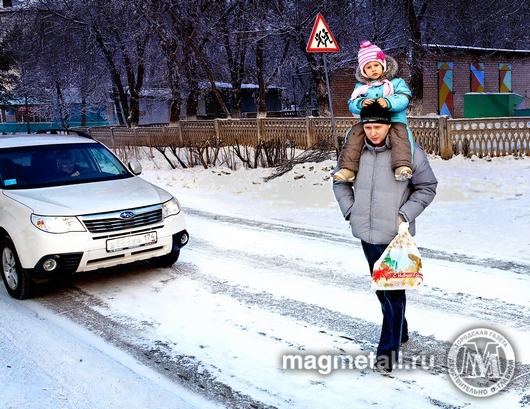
[62,253,83,273]
[81,206,163,233]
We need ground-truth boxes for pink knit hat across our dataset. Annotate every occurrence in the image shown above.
[357,40,386,74]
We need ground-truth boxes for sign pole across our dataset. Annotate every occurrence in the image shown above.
[306,13,340,150]
[323,54,338,150]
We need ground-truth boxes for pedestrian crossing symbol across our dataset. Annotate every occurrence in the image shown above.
[306,13,339,52]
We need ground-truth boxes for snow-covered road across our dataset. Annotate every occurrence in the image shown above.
[0,281,219,409]
[2,207,529,408]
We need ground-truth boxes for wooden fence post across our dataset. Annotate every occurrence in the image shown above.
[306,117,312,147]
[438,115,453,159]
[110,127,116,150]
[133,127,139,159]
[177,121,183,145]
[214,118,220,142]
[162,125,167,146]
[257,117,264,143]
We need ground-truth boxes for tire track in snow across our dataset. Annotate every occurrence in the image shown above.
[184,207,530,276]
[185,223,530,333]
[36,284,279,409]
[26,207,530,407]
[179,242,530,396]
[181,210,530,397]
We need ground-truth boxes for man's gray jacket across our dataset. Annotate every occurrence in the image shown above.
[333,139,438,245]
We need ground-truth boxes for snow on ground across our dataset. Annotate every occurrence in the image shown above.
[136,148,530,406]
[115,147,530,408]
[140,148,530,264]
[0,288,221,409]
[2,147,529,408]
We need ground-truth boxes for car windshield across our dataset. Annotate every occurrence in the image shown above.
[0,143,132,189]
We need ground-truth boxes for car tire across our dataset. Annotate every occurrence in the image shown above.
[1,237,36,300]
[149,250,180,268]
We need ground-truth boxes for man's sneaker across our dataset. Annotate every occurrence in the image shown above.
[373,356,392,375]
[333,168,355,182]
[395,166,412,181]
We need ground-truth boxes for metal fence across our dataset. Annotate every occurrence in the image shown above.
[80,116,530,160]
[449,117,530,158]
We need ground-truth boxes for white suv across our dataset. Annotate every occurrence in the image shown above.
[0,130,188,299]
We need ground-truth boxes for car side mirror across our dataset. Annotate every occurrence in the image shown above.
[128,159,142,175]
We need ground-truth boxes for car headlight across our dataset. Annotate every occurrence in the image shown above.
[162,197,181,219]
[31,214,86,233]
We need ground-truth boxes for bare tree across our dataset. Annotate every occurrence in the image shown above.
[3,6,110,128]
[151,0,232,119]
[31,0,156,127]
[5,0,530,127]
[137,0,217,121]
[209,1,253,118]
[405,0,428,114]
[0,38,16,104]
[422,0,530,49]
[228,0,294,118]
[255,35,267,117]
[267,0,365,116]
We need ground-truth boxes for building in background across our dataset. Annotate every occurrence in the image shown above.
[196,83,284,119]
[331,44,530,118]
[0,95,116,133]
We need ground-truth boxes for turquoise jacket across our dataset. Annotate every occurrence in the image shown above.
[348,56,411,125]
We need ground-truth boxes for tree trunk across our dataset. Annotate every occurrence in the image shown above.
[111,85,126,125]
[309,55,329,116]
[186,85,199,120]
[186,89,199,121]
[93,28,129,125]
[128,89,140,127]
[169,100,180,124]
[231,85,242,119]
[180,28,231,118]
[405,0,424,115]
[81,95,86,127]
[256,37,267,118]
[55,82,69,129]
[123,40,146,127]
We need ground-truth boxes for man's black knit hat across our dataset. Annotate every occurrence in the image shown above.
[360,102,391,124]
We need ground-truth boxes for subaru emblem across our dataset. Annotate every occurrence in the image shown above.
[120,211,135,219]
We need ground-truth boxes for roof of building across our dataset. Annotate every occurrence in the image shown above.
[424,44,530,55]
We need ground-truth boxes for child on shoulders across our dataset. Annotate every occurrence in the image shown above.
[334,40,414,183]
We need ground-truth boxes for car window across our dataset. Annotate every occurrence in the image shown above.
[86,146,127,175]
[0,142,132,189]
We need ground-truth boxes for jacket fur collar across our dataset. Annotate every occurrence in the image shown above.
[356,55,399,83]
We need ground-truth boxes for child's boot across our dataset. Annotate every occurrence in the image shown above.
[395,166,412,181]
[333,168,356,182]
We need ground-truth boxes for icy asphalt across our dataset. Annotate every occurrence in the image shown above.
[1,209,529,408]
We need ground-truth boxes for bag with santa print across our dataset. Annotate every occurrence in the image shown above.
[371,222,423,291]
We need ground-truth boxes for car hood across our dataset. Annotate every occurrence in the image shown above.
[3,177,173,216]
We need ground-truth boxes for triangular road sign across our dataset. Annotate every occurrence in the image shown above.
[306,13,339,52]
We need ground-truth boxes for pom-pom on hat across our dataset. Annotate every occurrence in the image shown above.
[360,102,391,124]
[357,40,386,74]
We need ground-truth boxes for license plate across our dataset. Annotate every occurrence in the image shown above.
[106,232,157,252]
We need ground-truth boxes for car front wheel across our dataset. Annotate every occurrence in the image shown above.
[149,250,180,268]
[1,237,36,300]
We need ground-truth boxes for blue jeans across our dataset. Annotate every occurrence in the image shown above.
[361,241,408,367]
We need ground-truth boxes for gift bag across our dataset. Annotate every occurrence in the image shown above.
[371,222,423,290]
